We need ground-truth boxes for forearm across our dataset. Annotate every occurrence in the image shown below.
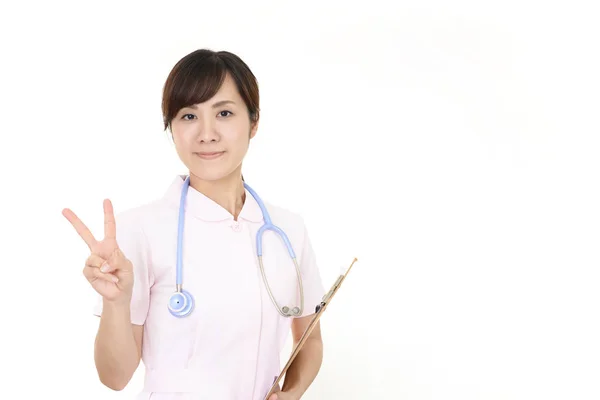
[94,300,140,390]
[282,337,323,398]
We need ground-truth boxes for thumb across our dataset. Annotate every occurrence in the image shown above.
[269,395,278,400]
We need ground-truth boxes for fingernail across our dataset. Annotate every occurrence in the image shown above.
[111,275,119,283]
[101,263,109,273]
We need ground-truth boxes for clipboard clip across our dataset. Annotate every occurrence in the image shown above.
[315,258,357,313]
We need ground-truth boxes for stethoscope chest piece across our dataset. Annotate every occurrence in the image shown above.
[168,289,195,317]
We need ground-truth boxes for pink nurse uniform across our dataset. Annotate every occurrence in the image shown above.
[93,175,326,399]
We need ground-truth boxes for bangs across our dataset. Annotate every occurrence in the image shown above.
[162,54,227,129]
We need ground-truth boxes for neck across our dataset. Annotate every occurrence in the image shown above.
[188,170,246,220]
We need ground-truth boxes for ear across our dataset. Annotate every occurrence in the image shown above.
[249,118,259,139]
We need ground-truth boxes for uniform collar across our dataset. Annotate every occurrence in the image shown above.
[163,175,264,223]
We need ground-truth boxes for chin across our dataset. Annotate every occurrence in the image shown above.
[189,167,237,182]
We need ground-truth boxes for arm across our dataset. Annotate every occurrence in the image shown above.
[63,201,149,391]
[280,316,324,399]
[94,300,144,391]
[275,217,325,399]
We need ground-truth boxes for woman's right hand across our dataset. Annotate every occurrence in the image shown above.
[62,199,134,304]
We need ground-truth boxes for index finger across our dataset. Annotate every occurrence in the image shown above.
[103,199,116,240]
[62,208,98,250]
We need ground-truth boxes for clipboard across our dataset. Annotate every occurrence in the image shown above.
[263,257,358,400]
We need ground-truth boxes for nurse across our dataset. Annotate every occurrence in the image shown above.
[62,49,326,400]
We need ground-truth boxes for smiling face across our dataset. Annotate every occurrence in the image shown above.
[169,73,259,182]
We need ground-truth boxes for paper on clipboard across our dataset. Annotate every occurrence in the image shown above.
[263,257,358,400]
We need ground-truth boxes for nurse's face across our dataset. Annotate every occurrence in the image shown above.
[170,73,258,182]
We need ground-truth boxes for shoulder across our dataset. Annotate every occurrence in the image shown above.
[112,198,167,239]
[261,200,311,253]
[114,200,156,223]
[263,201,306,229]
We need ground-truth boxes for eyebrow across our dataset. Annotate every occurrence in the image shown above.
[187,100,236,110]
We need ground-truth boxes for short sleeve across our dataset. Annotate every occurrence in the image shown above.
[297,219,326,318]
[92,210,153,325]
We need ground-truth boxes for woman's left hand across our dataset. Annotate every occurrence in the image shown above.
[268,391,297,400]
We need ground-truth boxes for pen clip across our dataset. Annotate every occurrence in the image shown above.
[321,275,344,304]
[317,258,358,311]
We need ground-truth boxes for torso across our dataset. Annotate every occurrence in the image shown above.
[124,176,309,399]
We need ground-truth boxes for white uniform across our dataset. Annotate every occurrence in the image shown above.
[93,175,326,399]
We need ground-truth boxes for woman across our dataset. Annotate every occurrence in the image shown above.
[62,49,326,400]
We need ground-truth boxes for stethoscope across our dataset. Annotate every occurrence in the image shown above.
[167,176,305,318]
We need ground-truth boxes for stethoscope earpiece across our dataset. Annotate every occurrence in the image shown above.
[168,290,195,318]
[281,306,301,317]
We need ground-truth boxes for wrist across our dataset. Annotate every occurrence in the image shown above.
[282,388,301,400]
[285,390,301,400]
[102,297,132,312]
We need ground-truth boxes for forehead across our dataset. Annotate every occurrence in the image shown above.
[206,74,241,102]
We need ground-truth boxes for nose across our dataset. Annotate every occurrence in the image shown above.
[195,117,219,143]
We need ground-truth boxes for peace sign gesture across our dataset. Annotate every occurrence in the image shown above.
[62,199,134,304]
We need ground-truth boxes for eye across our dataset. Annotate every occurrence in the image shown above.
[181,113,196,121]
[218,110,233,118]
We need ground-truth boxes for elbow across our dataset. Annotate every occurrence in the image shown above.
[106,382,126,392]
[98,373,132,391]
[94,350,140,391]
[100,379,127,392]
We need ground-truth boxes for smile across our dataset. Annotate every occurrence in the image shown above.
[195,151,225,160]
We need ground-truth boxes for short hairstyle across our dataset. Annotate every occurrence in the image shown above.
[161,49,260,131]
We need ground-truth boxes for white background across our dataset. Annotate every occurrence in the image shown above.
[0,1,599,399]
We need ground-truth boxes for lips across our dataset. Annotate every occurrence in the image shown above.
[195,151,225,160]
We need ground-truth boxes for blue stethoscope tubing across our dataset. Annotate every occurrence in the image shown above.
[167,176,305,318]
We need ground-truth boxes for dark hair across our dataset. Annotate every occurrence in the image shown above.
[161,49,260,131]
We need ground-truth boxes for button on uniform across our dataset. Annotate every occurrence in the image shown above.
[231,221,242,232]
